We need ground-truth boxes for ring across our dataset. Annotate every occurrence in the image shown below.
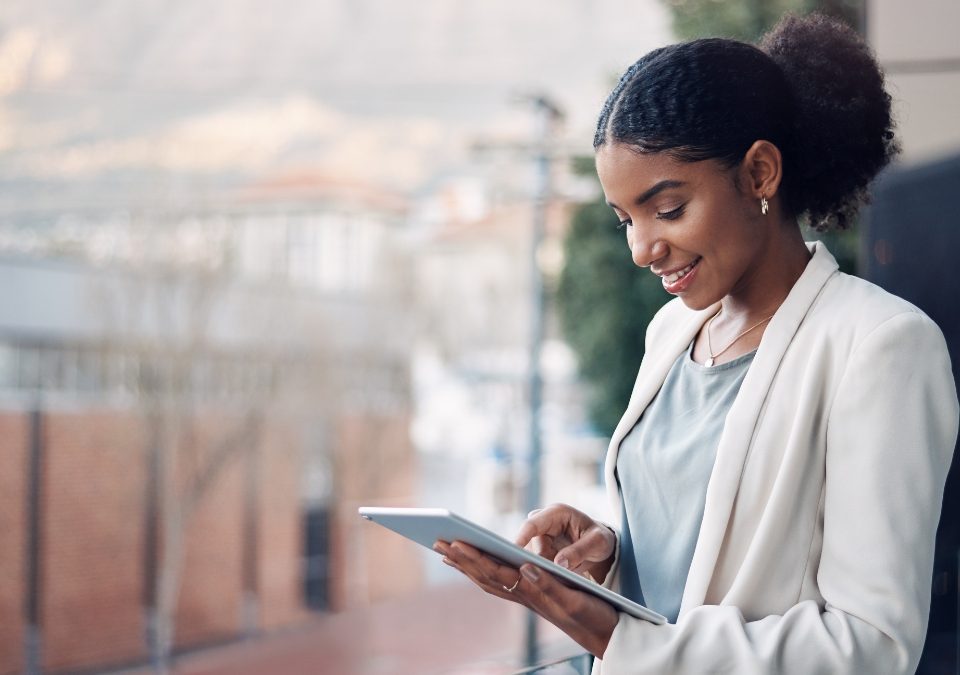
[502,576,521,593]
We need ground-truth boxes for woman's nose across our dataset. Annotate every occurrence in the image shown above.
[630,234,667,268]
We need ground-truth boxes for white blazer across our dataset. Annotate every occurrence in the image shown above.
[593,241,959,674]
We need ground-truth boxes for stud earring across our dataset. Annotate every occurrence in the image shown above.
[760,195,769,216]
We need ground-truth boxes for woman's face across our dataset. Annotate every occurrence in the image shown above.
[595,142,768,311]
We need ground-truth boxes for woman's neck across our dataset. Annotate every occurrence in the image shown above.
[720,224,811,324]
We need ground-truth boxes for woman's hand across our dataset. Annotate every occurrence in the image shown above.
[432,539,619,658]
[432,504,620,658]
[515,503,617,584]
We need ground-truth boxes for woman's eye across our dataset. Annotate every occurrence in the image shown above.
[616,219,632,230]
[656,205,685,221]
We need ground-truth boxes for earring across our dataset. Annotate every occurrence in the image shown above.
[760,195,769,216]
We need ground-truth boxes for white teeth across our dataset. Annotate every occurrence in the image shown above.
[662,258,699,284]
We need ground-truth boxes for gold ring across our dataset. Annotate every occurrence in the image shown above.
[502,576,521,593]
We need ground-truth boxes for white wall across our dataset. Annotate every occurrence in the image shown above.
[868,0,960,164]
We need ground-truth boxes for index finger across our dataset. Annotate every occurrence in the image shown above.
[514,506,569,548]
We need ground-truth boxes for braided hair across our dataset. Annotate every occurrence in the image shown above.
[594,12,899,231]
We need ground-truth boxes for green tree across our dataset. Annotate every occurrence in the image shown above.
[666,0,862,41]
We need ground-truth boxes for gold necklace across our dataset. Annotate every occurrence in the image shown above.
[704,309,774,367]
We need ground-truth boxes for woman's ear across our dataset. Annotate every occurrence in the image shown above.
[742,139,784,200]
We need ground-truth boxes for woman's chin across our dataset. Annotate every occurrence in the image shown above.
[677,294,719,312]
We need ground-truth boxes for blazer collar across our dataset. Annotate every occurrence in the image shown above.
[603,241,840,615]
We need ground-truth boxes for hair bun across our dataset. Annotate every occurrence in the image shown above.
[760,12,900,230]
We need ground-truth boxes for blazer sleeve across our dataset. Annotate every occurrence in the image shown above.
[595,310,959,674]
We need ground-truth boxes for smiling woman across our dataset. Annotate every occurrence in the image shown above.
[437,11,959,675]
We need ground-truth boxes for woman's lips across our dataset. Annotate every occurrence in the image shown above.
[661,257,701,293]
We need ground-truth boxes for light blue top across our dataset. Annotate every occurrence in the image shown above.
[616,340,755,623]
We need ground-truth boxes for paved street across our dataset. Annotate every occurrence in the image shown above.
[121,583,582,675]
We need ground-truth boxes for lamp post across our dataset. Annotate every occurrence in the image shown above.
[522,94,563,669]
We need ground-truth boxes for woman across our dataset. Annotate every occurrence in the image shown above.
[434,13,958,673]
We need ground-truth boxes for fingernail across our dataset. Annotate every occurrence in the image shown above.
[555,555,569,569]
[441,557,454,567]
[521,565,540,582]
[527,508,543,518]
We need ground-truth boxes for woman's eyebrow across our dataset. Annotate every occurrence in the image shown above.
[606,179,687,210]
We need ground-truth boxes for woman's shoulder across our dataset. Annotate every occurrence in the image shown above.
[803,240,940,339]
[817,271,930,325]
[815,269,943,340]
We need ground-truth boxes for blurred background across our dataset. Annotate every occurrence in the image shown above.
[0,1,958,674]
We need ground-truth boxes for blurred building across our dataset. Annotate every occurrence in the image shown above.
[0,174,420,673]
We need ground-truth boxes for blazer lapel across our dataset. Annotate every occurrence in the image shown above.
[604,302,721,522]
[678,241,839,617]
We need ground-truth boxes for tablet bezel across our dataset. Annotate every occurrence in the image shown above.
[358,506,666,624]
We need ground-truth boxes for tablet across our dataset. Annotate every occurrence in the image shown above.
[358,506,666,624]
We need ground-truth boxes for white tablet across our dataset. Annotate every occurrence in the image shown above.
[358,506,666,624]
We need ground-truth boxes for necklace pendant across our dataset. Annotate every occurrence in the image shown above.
[705,357,715,367]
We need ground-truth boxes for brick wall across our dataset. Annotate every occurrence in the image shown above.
[0,406,309,674]
[175,438,245,650]
[0,413,27,675]
[330,411,422,611]
[256,424,307,630]
[42,411,146,672]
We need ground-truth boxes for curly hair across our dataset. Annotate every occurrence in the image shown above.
[594,12,900,231]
